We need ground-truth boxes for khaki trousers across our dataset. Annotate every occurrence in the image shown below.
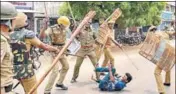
[154,66,171,94]
[45,55,69,91]
[19,75,37,94]
[102,47,115,67]
[72,49,98,80]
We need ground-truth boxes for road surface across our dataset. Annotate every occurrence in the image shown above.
[14,45,175,94]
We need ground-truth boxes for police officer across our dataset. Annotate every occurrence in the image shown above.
[153,25,175,94]
[44,16,70,94]
[1,2,17,94]
[10,12,59,94]
[102,20,116,67]
[71,19,99,83]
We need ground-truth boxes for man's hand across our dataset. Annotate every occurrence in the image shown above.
[110,75,115,82]
[119,43,123,48]
[56,49,60,53]
[108,63,115,82]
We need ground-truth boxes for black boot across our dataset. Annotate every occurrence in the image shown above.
[55,84,68,90]
[163,83,171,86]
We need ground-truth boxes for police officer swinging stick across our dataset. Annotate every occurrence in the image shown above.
[28,10,96,94]
[96,8,139,70]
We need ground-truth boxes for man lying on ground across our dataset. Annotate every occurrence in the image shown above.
[92,63,132,91]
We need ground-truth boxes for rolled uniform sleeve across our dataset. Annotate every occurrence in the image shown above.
[25,37,42,51]
[24,30,42,51]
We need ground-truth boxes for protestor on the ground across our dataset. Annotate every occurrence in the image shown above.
[92,63,132,91]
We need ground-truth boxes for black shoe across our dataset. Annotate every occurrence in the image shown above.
[163,83,171,86]
[70,79,77,83]
[55,84,68,90]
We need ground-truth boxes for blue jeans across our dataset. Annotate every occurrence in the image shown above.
[95,67,116,81]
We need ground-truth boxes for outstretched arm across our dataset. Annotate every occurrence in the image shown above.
[24,29,59,53]
[26,37,59,53]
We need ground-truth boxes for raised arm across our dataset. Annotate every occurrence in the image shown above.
[108,63,115,82]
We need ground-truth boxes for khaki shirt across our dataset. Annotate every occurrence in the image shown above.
[105,29,114,48]
[75,28,97,56]
[77,29,96,47]
[1,34,13,87]
[45,25,66,44]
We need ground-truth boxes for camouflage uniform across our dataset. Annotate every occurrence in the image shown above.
[71,27,99,81]
[44,24,69,92]
[10,28,42,94]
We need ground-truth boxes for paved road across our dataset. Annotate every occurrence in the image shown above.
[14,45,175,94]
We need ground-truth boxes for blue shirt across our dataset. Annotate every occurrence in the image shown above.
[99,79,126,91]
[95,67,126,91]
[114,80,126,91]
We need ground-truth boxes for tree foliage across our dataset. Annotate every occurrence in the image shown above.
[59,2,166,28]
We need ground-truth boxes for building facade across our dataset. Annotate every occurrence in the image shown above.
[34,2,63,34]
[10,1,63,34]
[10,2,43,32]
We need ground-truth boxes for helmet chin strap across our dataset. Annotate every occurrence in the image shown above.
[59,24,67,30]
[1,20,13,32]
[4,20,13,31]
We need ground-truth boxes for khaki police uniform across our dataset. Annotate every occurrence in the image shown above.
[44,25,69,91]
[1,34,14,94]
[1,2,18,93]
[72,28,98,80]
[102,29,115,67]
[154,30,175,94]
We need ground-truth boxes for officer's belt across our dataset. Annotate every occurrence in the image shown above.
[4,84,13,93]
[81,45,93,48]
[52,43,65,46]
